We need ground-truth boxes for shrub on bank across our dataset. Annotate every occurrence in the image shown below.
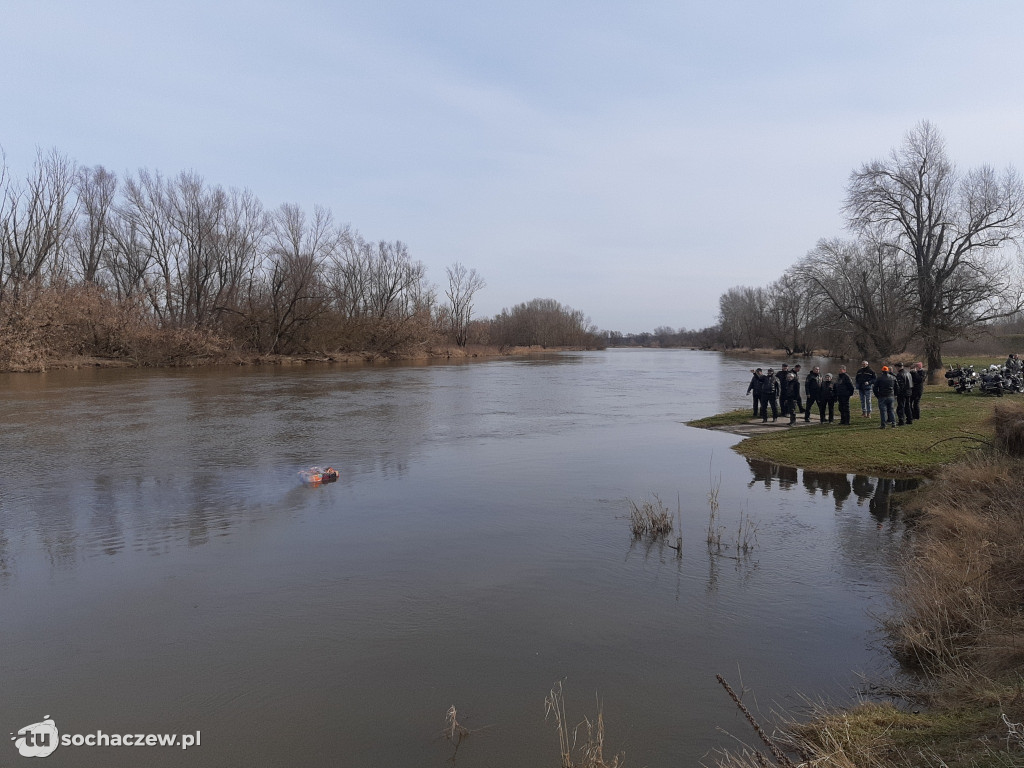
[0,284,232,370]
[888,449,1024,679]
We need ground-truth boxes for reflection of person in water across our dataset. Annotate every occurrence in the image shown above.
[832,474,852,510]
[852,475,875,505]
[869,477,895,526]
[746,458,798,490]
[744,459,917,522]
[797,471,854,509]
[746,457,775,489]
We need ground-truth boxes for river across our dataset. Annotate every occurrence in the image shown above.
[0,349,908,767]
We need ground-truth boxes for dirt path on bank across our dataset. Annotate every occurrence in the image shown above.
[704,418,833,436]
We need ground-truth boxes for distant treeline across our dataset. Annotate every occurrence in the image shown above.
[714,122,1024,376]
[605,326,720,349]
[0,148,603,369]
[604,121,1024,367]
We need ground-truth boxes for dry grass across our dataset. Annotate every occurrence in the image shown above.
[544,680,623,768]
[735,509,759,554]
[782,699,1024,768]
[627,494,674,538]
[991,402,1024,457]
[711,697,1024,768]
[708,471,724,547]
[888,450,1024,681]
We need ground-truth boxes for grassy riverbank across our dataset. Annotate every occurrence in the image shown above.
[688,384,999,477]
[692,392,1024,768]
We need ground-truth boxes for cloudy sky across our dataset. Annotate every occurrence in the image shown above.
[3,0,1023,333]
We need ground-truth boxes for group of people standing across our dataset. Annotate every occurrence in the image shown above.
[746,361,926,429]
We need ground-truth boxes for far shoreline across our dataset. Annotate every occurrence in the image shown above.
[0,344,595,374]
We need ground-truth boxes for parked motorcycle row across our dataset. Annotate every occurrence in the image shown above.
[945,362,1024,396]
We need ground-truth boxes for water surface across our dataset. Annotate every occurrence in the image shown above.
[0,349,907,767]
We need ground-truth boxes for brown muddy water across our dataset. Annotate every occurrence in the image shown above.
[0,349,910,767]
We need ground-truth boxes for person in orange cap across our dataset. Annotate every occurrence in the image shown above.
[873,365,897,428]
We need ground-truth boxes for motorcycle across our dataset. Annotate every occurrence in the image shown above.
[978,365,1007,396]
[944,363,977,394]
[1001,366,1024,393]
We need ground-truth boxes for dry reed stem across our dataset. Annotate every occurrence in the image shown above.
[545,681,573,768]
[716,674,796,768]
[544,681,623,768]
[444,705,470,746]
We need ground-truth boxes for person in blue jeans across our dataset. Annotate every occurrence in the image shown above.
[855,361,876,417]
[873,366,897,428]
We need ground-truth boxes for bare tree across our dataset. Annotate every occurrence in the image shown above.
[251,203,340,353]
[793,237,916,358]
[326,235,433,353]
[119,169,182,324]
[445,262,485,346]
[72,164,118,283]
[104,202,154,303]
[0,148,79,303]
[211,186,269,318]
[763,272,820,355]
[489,298,598,348]
[718,286,769,348]
[167,171,225,326]
[845,121,1024,378]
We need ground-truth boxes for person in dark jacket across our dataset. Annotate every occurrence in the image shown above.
[781,372,801,425]
[910,361,926,421]
[836,365,855,425]
[855,361,876,417]
[803,366,822,422]
[776,363,790,387]
[894,361,914,426]
[746,368,763,417]
[759,367,779,422]
[873,366,897,428]
[791,364,804,413]
[818,373,837,423]
[774,365,790,408]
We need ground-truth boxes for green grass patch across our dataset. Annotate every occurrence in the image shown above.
[686,408,753,429]
[692,387,1002,477]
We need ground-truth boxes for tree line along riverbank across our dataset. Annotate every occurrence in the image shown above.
[691,382,1024,768]
[0,280,605,373]
[0,149,605,373]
